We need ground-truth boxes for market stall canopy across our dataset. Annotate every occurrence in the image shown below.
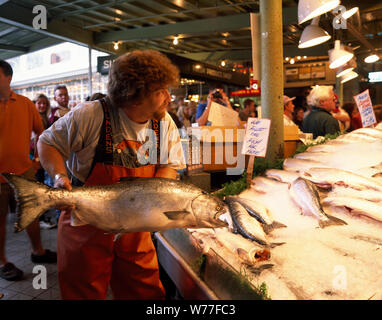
[0,0,381,77]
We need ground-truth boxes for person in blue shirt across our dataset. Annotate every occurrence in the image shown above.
[195,84,233,126]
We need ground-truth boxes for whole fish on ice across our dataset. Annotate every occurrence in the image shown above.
[289,177,347,228]
[1,173,228,233]
[283,158,330,173]
[264,169,300,185]
[322,196,382,223]
[302,167,382,191]
[225,197,269,245]
[227,195,286,232]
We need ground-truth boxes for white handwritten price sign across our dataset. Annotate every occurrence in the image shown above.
[241,118,271,157]
[353,89,376,128]
[241,118,271,189]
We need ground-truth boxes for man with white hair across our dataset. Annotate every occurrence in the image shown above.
[302,85,340,139]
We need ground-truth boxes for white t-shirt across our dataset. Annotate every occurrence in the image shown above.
[39,100,186,182]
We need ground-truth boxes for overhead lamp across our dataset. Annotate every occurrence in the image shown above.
[328,40,354,69]
[298,0,340,25]
[298,17,331,48]
[290,58,295,64]
[113,41,119,50]
[341,71,358,83]
[173,36,179,45]
[342,7,359,20]
[364,53,380,63]
[220,60,226,67]
[336,58,356,78]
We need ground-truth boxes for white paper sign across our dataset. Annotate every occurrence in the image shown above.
[241,118,271,157]
[353,89,376,128]
[207,102,239,127]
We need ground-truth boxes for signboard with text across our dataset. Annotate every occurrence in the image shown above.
[241,118,271,157]
[353,89,376,128]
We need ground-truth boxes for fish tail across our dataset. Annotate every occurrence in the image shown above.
[263,221,287,234]
[319,214,348,228]
[1,173,53,233]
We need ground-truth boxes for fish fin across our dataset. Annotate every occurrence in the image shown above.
[246,263,274,275]
[70,211,88,227]
[1,173,52,233]
[265,242,286,249]
[319,214,348,228]
[113,233,123,242]
[163,210,191,220]
[262,221,287,234]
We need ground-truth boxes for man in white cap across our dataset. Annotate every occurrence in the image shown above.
[283,95,296,126]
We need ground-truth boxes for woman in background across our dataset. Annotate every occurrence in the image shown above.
[342,102,362,132]
[31,94,56,229]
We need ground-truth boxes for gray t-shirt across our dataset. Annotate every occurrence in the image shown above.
[39,100,186,181]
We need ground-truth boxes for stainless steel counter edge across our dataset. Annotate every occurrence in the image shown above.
[154,232,218,300]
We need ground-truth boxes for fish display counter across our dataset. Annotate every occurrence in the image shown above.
[156,125,382,300]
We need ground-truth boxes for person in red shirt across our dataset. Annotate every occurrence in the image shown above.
[0,60,56,282]
[342,102,362,131]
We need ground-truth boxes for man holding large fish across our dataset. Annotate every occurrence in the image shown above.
[35,50,191,300]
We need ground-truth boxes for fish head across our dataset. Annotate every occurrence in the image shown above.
[191,192,229,228]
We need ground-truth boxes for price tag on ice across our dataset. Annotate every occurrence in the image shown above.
[241,118,271,157]
[353,89,376,128]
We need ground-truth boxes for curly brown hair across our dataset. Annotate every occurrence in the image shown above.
[108,50,179,109]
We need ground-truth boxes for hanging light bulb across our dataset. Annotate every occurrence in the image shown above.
[298,17,331,48]
[341,71,358,83]
[113,42,119,50]
[290,58,295,64]
[328,40,354,69]
[220,60,226,67]
[336,58,357,78]
[364,54,380,63]
[173,36,179,45]
[298,0,340,25]
[342,7,359,20]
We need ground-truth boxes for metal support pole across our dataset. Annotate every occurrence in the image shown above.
[88,45,93,97]
[260,0,284,162]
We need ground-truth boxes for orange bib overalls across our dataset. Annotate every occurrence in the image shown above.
[57,99,165,300]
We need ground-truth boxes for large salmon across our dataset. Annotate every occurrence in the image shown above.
[1,173,228,233]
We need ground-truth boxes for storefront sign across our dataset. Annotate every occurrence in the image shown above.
[97,55,116,75]
[353,89,376,127]
[230,79,260,97]
[241,118,271,157]
[369,71,382,83]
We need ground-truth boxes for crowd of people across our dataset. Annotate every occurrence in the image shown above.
[282,85,382,139]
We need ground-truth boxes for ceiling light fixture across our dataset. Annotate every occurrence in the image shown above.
[113,41,119,50]
[173,36,179,45]
[336,58,356,78]
[220,60,226,67]
[290,58,295,64]
[298,0,340,25]
[341,70,358,83]
[328,40,354,69]
[298,16,331,48]
[342,7,359,20]
[364,53,380,63]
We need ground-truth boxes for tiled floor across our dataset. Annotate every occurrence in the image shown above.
[0,212,60,300]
